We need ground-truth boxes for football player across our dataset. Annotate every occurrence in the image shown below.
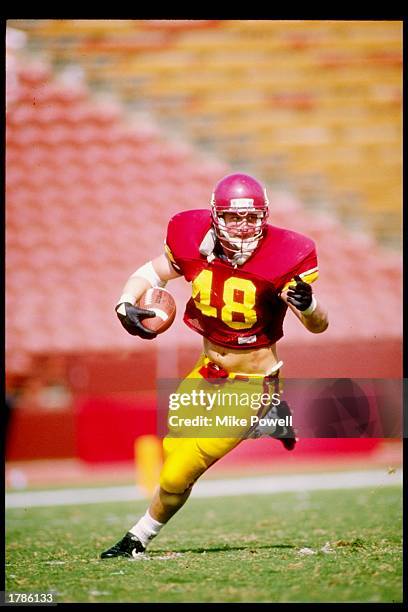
[101,173,328,558]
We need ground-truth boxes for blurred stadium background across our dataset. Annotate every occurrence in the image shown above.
[5,20,402,490]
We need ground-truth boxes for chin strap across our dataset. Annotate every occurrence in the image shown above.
[228,241,259,267]
[229,252,251,268]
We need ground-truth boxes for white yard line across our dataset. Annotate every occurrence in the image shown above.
[5,468,402,509]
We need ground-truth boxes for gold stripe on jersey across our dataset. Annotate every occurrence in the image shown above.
[281,267,319,293]
[164,243,181,271]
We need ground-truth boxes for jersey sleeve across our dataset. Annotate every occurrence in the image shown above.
[280,246,319,292]
[164,242,182,274]
[164,215,184,275]
[164,209,212,278]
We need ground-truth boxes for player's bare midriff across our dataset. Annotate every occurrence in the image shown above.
[203,337,280,375]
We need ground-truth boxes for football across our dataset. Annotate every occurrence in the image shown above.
[138,287,176,334]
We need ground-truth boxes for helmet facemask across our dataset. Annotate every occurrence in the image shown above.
[209,173,270,266]
[211,202,269,266]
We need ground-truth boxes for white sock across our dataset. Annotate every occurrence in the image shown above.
[129,511,164,548]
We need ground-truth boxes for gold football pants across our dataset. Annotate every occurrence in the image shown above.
[159,354,281,494]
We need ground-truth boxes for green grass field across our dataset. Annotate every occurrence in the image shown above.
[5,485,402,603]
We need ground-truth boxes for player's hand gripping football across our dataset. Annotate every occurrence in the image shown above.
[286,275,313,312]
[115,302,157,340]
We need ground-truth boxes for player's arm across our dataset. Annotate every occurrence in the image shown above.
[280,275,329,333]
[119,254,181,304]
[116,253,182,339]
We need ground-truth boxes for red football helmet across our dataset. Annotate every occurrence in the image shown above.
[210,173,269,264]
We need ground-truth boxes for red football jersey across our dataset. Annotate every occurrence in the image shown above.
[165,210,318,349]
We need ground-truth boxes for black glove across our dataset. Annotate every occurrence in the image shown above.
[115,302,157,340]
[286,275,313,311]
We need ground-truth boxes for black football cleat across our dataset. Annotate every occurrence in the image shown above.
[269,400,297,451]
[249,400,297,451]
[279,435,297,451]
[269,402,297,450]
[100,532,145,559]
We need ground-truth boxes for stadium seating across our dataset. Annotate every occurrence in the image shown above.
[6,45,402,370]
[31,19,394,250]
[5,25,403,463]
[5,20,402,458]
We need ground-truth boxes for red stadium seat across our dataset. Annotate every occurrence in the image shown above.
[7,124,45,148]
[50,84,89,107]
[17,63,52,87]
